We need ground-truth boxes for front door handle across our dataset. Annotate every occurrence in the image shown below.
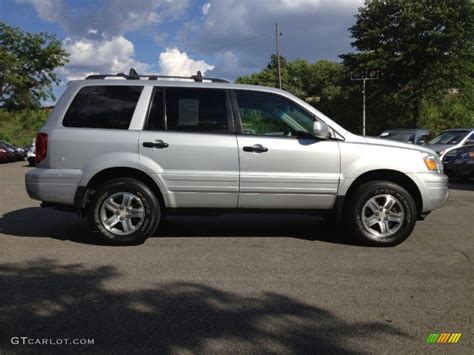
[243,144,268,153]
[143,140,169,149]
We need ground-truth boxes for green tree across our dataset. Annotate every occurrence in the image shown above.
[236,56,345,101]
[0,22,69,109]
[341,0,474,128]
[236,54,282,90]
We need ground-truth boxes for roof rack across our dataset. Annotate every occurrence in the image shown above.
[85,68,229,83]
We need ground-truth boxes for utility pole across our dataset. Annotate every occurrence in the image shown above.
[362,78,366,136]
[275,23,282,89]
[350,70,379,136]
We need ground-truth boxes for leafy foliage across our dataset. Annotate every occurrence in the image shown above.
[0,109,49,146]
[420,95,474,133]
[341,0,474,127]
[0,22,69,109]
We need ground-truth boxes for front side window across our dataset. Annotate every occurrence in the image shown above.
[63,85,143,129]
[165,88,228,133]
[235,90,314,136]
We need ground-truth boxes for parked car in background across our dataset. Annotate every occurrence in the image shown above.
[0,140,26,161]
[26,139,36,166]
[424,128,474,158]
[0,147,9,163]
[0,143,16,162]
[378,129,431,145]
[442,145,474,181]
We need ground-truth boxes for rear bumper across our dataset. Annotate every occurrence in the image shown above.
[407,172,449,213]
[25,168,82,206]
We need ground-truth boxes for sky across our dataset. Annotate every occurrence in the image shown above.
[0,0,364,103]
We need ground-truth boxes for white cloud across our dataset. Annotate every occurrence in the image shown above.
[180,0,364,78]
[61,36,149,81]
[209,50,240,80]
[20,0,364,83]
[279,0,361,9]
[19,0,190,37]
[202,3,211,15]
[57,70,99,82]
[153,32,168,46]
[15,0,64,22]
[158,47,214,76]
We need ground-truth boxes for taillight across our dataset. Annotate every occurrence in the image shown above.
[35,133,48,164]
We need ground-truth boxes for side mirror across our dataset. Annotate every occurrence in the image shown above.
[313,121,330,139]
[418,139,426,145]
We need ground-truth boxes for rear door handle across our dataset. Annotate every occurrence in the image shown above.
[143,140,169,149]
[243,144,268,153]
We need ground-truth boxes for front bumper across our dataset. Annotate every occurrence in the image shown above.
[407,172,449,214]
[25,168,82,206]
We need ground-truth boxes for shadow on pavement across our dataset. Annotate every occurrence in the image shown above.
[0,207,97,244]
[0,258,408,353]
[0,207,361,246]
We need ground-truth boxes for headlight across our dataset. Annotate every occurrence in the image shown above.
[422,153,442,172]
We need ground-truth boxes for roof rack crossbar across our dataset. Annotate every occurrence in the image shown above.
[86,69,229,83]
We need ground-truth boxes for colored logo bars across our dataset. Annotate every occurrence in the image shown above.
[426,333,461,344]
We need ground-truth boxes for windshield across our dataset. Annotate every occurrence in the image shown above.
[0,140,12,147]
[428,130,469,145]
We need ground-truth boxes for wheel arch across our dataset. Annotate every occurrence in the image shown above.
[337,169,423,220]
[75,167,167,216]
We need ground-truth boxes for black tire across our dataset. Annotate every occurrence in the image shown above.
[343,181,417,247]
[87,178,161,245]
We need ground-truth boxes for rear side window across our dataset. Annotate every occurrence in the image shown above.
[165,88,227,133]
[63,86,143,129]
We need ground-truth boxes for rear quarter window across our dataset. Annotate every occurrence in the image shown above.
[62,85,143,129]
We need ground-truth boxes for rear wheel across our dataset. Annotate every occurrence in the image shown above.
[87,178,161,245]
[344,181,417,246]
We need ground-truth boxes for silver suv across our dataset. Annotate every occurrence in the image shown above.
[25,70,448,246]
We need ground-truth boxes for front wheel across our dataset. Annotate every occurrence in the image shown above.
[87,178,161,245]
[344,181,417,246]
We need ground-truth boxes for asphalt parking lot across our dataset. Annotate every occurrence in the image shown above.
[0,161,472,353]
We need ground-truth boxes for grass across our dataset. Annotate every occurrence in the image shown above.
[0,109,49,146]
